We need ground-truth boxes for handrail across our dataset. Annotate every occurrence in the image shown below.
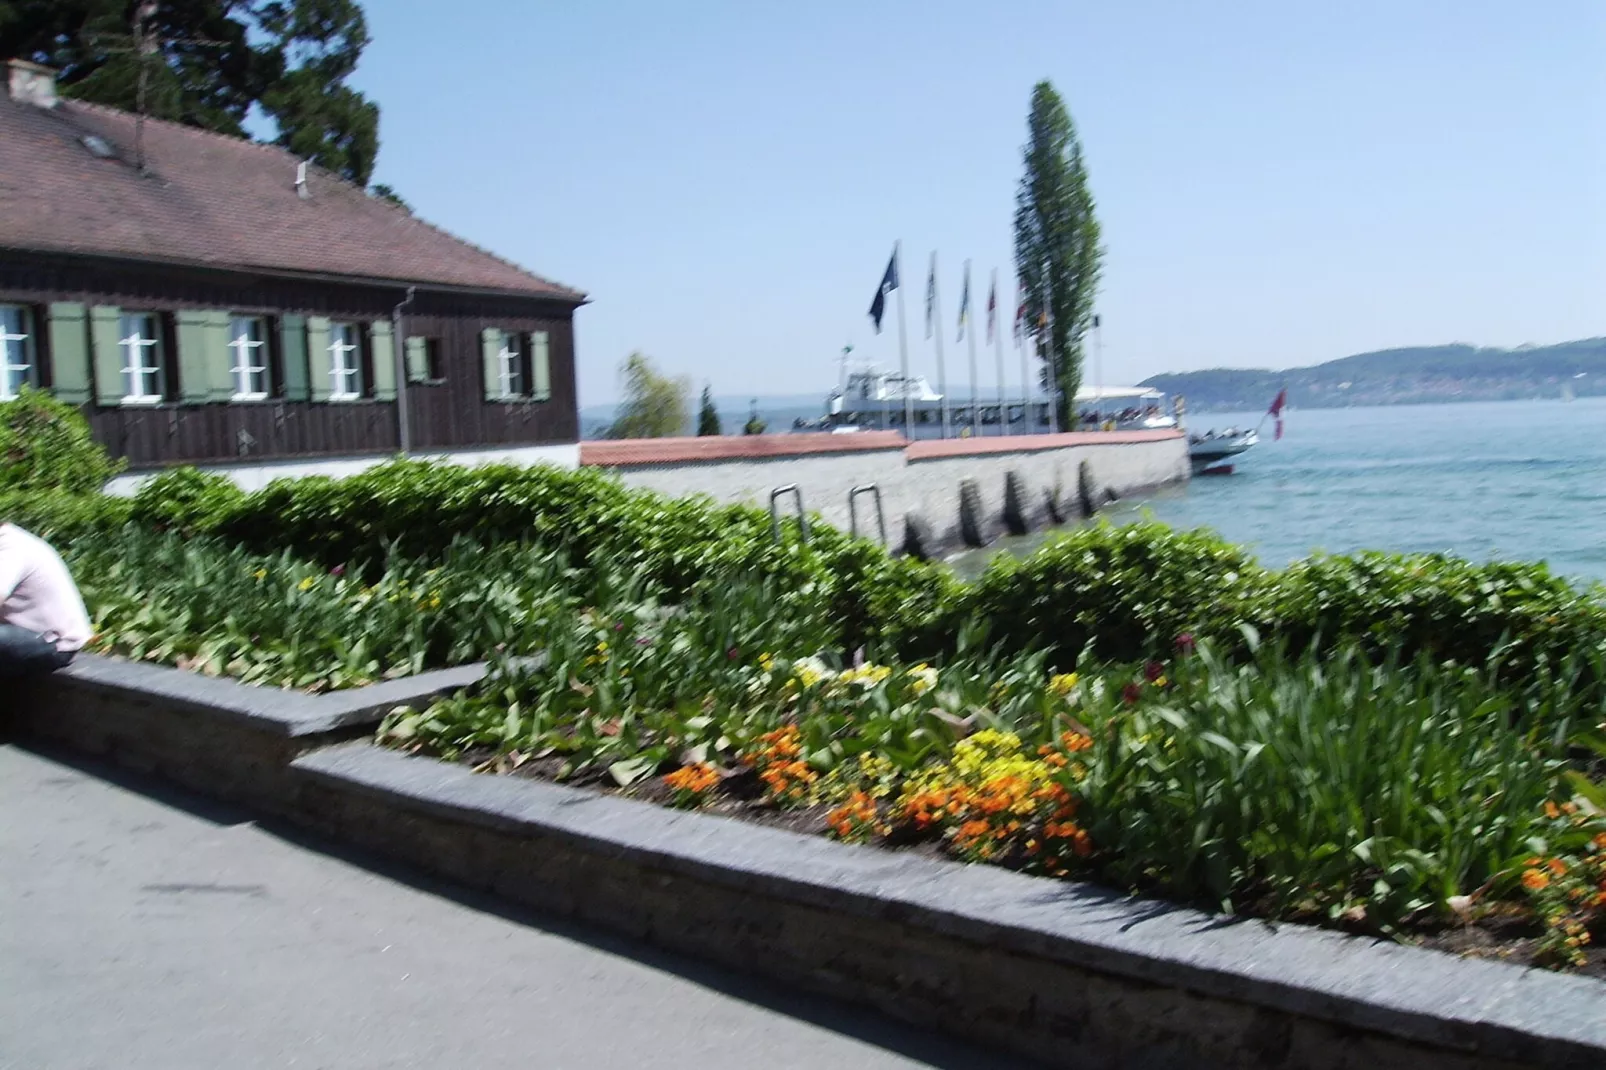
[769,484,809,544]
[848,484,887,546]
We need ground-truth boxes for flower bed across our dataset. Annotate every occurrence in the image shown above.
[6,398,1605,973]
[382,569,1606,974]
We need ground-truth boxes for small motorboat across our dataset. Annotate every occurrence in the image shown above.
[1189,428,1258,474]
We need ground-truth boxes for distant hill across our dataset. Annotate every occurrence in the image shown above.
[1141,338,1606,411]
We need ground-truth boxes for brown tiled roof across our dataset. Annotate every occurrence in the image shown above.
[0,94,584,301]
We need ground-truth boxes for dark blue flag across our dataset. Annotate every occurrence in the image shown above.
[868,250,898,334]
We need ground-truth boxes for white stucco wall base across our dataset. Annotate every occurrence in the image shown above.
[104,443,581,497]
[598,434,1188,555]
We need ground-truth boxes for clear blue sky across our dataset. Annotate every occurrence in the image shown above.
[353,1,1604,404]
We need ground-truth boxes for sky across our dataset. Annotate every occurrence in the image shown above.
[353,1,1604,404]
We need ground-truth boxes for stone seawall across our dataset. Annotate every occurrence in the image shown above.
[582,430,1188,554]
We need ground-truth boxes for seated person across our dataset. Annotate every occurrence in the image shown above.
[0,521,92,678]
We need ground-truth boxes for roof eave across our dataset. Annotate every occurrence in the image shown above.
[0,245,590,306]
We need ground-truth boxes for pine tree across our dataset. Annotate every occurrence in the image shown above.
[1014,80,1103,429]
[0,0,382,185]
[696,385,721,436]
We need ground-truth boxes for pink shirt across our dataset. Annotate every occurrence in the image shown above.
[0,523,93,652]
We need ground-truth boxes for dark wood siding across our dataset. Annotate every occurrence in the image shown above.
[0,253,580,468]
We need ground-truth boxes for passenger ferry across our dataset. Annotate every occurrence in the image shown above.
[806,368,1179,438]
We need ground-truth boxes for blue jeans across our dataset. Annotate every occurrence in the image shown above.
[0,624,75,678]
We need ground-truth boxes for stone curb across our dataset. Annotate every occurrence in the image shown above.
[12,659,1606,1069]
[292,742,1605,1070]
[30,654,488,738]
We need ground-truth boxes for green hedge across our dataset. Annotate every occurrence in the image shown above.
[958,521,1276,662]
[0,459,953,655]
[5,448,1605,676]
[0,388,123,495]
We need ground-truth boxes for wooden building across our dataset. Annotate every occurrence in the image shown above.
[0,60,586,487]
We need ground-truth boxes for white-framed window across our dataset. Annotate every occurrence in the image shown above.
[118,311,165,404]
[328,321,361,401]
[228,315,269,400]
[497,331,523,398]
[0,304,33,400]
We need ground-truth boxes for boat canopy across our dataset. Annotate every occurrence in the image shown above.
[1073,385,1165,403]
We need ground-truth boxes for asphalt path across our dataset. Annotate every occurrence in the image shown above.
[0,743,1037,1070]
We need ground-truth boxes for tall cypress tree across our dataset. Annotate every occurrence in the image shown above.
[696,385,721,436]
[1013,80,1103,429]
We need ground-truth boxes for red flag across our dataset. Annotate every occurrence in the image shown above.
[1268,388,1287,440]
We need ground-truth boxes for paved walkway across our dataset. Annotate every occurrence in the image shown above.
[0,744,1035,1070]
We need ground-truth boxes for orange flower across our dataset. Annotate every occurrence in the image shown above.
[1544,801,1561,820]
[1061,731,1093,753]
[663,762,719,795]
[1592,832,1606,851]
[1522,868,1551,891]
[1547,857,1568,878]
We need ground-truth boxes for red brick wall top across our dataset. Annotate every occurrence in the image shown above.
[580,432,908,467]
[581,429,1183,468]
[905,429,1182,460]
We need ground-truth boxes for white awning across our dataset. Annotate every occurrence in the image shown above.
[1074,385,1165,403]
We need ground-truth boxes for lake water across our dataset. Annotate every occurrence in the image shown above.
[955,398,1606,583]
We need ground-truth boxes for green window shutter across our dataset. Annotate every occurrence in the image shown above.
[307,316,332,402]
[480,326,502,401]
[175,309,212,404]
[89,305,123,407]
[531,330,551,401]
[404,336,428,383]
[370,320,396,401]
[280,314,309,401]
[206,311,235,402]
[46,302,91,404]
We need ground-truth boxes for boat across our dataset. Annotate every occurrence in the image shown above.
[1188,427,1258,474]
[810,364,1260,475]
[812,368,1180,437]
[1072,386,1178,431]
[814,367,1056,438]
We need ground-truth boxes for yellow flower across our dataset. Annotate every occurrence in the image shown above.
[252,568,268,582]
[758,652,775,673]
[297,576,315,592]
[791,656,829,689]
[907,664,939,696]
[1049,673,1079,698]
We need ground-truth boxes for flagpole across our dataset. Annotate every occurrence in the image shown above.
[1017,281,1030,435]
[895,241,912,437]
[1092,313,1104,432]
[991,269,1005,437]
[963,259,978,437]
[1019,328,1030,436]
[931,251,950,439]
